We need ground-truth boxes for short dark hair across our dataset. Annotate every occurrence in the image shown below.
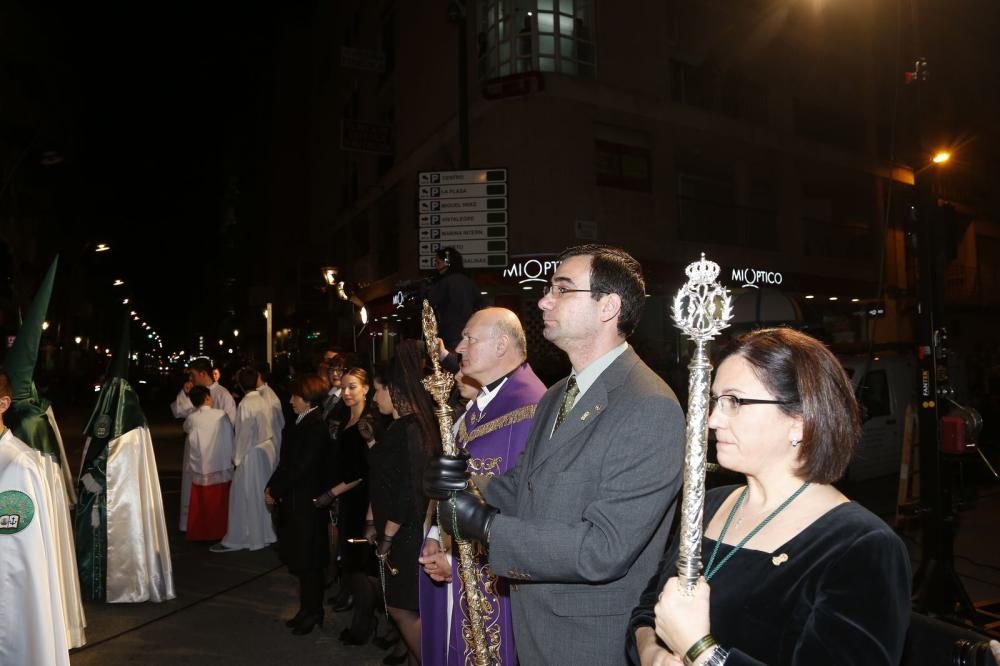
[436,246,465,272]
[189,385,211,408]
[0,371,10,399]
[237,367,260,392]
[558,244,646,337]
[189,358,213,376]
[291,372,330,407]
[720,327,861,483]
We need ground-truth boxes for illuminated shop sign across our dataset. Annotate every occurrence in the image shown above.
[503,258,560,284]
[731,267,783,289]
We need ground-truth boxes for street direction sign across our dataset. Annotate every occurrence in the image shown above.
[418,183,507,199]
[419,169,507,186]
[420,254,508,270]
[419,211,507,227]
[418,197,507,213]
[419,239,508,255]
[416,168,508,270]
[419,225,508,241]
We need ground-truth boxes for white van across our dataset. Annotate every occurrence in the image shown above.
[839,353,917,482]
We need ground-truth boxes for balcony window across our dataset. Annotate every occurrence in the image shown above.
[478,0,595,80]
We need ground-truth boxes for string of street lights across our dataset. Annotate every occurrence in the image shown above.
[78,241,168,358]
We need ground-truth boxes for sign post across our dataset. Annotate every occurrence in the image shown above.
[417,169,508,269]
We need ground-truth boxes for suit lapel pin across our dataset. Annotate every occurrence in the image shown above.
[580,411,590,421]
[771,553,789,566]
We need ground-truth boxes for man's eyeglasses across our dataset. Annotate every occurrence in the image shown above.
[710,394,793,416]
[541,284,609,298]
[329,367,346,375]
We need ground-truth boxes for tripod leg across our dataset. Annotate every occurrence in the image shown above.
[975,448,999,480]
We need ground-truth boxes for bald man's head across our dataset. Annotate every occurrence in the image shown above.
[455,307,528,385]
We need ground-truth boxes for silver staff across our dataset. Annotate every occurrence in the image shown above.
[671,253,733,592]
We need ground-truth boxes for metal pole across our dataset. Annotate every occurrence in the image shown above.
[449,0,470,169]
[265,302,273,369]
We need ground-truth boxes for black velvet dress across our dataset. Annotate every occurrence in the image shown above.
[627,485,911,665]
[366,413,429,611]
[332,415,370,568]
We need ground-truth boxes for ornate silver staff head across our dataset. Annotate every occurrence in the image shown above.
[671,253,733,592]
[672,253,733,342]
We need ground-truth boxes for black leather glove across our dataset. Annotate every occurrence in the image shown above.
[312,489,336,509]
[363,519,377,545]
[438,490,498,544]
[377,533,393,558]
[357,416,375,443]
[424,454,470,500]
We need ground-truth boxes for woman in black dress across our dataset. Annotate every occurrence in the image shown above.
[629,328,911,665]
[313,368,378,645]
[368,340,440,665]
[264,372,331,635]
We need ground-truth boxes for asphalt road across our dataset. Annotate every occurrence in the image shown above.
[61,407,393,666]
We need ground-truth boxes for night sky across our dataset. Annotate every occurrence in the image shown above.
[4,3,285,348]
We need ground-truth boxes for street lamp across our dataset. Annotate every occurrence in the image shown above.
[95,243,111,253]
[113,279,124,286]
[321,266,339,287]
[932,151,951,164]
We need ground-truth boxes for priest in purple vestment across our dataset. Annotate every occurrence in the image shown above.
[419,308,546,666]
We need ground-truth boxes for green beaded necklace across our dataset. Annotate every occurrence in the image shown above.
[703,481,811,581]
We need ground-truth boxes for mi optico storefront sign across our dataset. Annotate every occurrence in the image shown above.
[731,266,783,289]
[503,257,560,284]
[500,258,784,291]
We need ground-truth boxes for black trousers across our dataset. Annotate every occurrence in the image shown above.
[298,568,325,616]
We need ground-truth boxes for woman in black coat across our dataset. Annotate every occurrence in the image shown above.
[265,372,331,635]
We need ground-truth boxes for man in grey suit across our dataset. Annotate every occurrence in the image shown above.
[426,244,685,665]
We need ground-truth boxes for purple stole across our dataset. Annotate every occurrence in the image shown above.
[420,364,546,666]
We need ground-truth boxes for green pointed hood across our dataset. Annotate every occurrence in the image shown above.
[6,256,57,400]
[83,314,146,463]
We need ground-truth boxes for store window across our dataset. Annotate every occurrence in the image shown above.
[477,0,595,80]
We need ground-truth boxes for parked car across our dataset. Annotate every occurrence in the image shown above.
[839,352,917,482]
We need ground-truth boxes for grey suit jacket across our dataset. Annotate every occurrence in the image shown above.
[481,346,685,665]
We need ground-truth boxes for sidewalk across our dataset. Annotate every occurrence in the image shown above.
[63,410,392,665]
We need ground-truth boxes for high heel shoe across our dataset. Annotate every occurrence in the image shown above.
[331,593,354,612]
[284,610,305,628]
[291,613,323,636]
[339,617,377,645]
[372,632,400,650]
[382,650,408,665]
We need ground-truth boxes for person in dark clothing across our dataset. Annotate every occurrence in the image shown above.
[425,246,484,350]
[364,340,440,664]
[265,373,331,636]
[629,328,911,665]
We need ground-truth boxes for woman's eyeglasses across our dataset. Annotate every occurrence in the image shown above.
[710,394,793,416]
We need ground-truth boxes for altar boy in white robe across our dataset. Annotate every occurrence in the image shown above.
[183,387,234,541]
[0,372,70,666]
[172,358,236,531]
[211,367,278,552]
